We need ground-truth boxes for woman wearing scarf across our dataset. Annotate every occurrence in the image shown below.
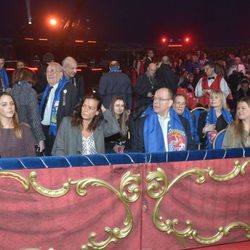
[173,94,199,148]
[198,90,233,149]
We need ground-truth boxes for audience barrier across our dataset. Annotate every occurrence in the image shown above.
[0,148,249,250]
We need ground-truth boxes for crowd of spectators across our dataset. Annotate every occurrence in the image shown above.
[0,46,250,158]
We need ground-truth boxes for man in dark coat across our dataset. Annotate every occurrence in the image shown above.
[156,56,179,95]
[98,60,132,109]
[62,56,85,100]
[134,63,160,113]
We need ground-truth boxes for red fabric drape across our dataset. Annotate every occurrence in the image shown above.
[0,158,249,250]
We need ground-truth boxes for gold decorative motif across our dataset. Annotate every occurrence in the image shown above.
[146,160,250,245]
[0,170,141,249]
[74,171,141,250]
[0,171,29,190]
[29,171,71,197]
[208,159,250,181]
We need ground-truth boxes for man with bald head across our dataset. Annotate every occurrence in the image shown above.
[39,62,78,155]
[62,56,85,99]
[134,62,161,113]
[98,60,132,109]
[131,87,194,152]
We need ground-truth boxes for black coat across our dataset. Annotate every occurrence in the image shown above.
[134,74,160,110]
[98,72,132,109]
[156,64,179,94]
[69,73,85,99]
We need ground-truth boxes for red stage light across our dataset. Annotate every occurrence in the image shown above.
[161,36,168,44]
[184,36,191,44]
[49,18,57,26]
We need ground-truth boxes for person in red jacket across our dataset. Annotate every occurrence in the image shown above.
[195,62,231,107]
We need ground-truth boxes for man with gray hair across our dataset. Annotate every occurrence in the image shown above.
[98,60,132,109]
[39,62,78,155]
[62,56,85,99]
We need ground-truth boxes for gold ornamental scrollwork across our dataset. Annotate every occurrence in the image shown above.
[29,171,71,197]
[146,160,250,245]
[0,171,29,190]
[0,170,141,250]
[69,171,141,250]
[28,170,141,249]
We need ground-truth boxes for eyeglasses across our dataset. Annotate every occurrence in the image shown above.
[46,69,61,74]
[153,97,170,102]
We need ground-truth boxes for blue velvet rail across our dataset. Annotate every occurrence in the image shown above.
[0,148,249,170]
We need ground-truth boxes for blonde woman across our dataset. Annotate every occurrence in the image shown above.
[223,97,250,148]
[198,90,233,149]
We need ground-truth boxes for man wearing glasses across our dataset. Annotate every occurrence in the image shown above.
[39,62,78,155]
[131,87,193,152]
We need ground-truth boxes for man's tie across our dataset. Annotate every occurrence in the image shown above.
[41,86,53,119]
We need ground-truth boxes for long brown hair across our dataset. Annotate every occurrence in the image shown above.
[0,93,22,138]
[71,94,103,131]
[12,67,37,86]
[110,96,129,137]
[231,96,250,147]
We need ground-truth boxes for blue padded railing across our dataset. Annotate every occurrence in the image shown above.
[0,148,249,170]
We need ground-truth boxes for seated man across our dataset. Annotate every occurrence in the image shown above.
[131,87,194,153]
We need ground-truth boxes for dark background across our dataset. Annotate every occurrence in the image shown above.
[1,0,250,47]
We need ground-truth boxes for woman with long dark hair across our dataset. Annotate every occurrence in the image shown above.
[105,96,130,153]
[0,93,36,157]
[223,96,250,148]
[52,94,120,155]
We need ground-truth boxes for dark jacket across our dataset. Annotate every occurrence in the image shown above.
[156,64,179,94]
[40,81,78,130]
[68,73,85,100]
[134,73,160,110]
[130,112,196,152]
[56,82,79,129]
[98,72,132,109]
